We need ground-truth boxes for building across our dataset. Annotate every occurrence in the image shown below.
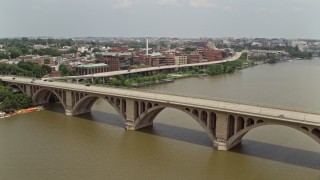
[97,52,133,72]
[74,63,108,75]
[202,49,223,62]
[174,55,187,65]
[159,52,175,66]
[187,53,202,64]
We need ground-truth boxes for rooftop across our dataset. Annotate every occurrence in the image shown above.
[76,63,108,68]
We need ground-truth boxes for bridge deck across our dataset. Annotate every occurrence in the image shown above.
[1,76,319,127]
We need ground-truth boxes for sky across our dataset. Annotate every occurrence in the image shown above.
[0,0,320,39]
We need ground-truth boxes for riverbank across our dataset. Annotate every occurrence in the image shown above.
[0,106,45,118]
[95,58,252,88]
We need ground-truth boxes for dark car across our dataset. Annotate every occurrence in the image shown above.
[85,83,91,87]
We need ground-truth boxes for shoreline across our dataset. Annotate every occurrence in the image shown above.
[0,106,45,118]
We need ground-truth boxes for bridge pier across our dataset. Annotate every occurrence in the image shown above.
[123,99,155,130]
[65,110,74,116]
[213,112,242,150]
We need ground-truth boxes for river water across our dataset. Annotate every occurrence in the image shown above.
[0,59,320,179]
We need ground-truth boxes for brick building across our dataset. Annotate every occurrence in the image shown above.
[187,53,202,64]
[202,49,223,62]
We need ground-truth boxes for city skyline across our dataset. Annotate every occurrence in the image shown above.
[1,0,320,39]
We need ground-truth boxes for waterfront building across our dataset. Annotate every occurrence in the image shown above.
[74,63,108,75]
[187,53,202,64]
[202,48,223,62]
[174,55,187,65]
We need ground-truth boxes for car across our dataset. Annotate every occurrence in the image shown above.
[278,114,285,118]
[48,80,53,82]
[85,83,91,87]
[12,77,15,80]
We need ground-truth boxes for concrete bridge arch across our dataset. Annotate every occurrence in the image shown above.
[71,95,127,122]
[133,104,218,144]
[32,88,67,110]
[5,82,26,94]
[72,96,219,146]
[225,115,320,149]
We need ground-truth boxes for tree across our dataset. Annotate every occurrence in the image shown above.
[0,52,8,59]
[92,48,101,53]
[68,47,77,54]
[44,58,50,64]
[41,65,52,74]
[0,97,14,112]
[8,47,22,58]
[59,64,74,76]
[184,47,196,54]
[206,64,224,76]
[80,51,88,57]
[15,94,32,109]
[95,53,102,59]
[59,64,70,76]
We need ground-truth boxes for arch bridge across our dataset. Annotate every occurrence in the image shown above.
[2,76,320,151]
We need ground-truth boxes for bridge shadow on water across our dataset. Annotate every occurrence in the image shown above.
[231,140,320,170]
[85,111,320,170]
[45,107,320,170]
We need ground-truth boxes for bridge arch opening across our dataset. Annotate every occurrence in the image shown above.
[301,126,309,131]
[8,84,23,93]
[32,88,66,111]
[228,124,320,150]
[237,117,245,132]
[72,95,127,123]
[247,118,254,127]
[192,109,199,118]
[209,112,216,136]
[137,107,216,147]
[228,115,235,139]
[312,128,320,139]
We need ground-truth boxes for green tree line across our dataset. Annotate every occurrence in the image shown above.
[0,61,52,78]
[205,60,244,76]
[0,81,32,112]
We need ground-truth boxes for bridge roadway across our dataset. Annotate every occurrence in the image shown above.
[1,76,320,150]
[46,52,242,81]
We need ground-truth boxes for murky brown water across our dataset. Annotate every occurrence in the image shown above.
[0,59,320,179]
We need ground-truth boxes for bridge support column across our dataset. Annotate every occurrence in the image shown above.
[65,90,74,116]
[124,99,154,130]
[124,99,138,130]
[214,112,231,150]
[25,85,32,97]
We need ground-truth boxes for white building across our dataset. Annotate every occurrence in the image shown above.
[290,41,308,52]
[251,42,263,47]
[174,55,187,65]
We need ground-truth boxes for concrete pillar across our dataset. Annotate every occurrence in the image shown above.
[125,99,153,130]
[214,112,229,150]
[65,90,74,116]
[234,116,238,134]
[25,85,32,97]
[125,99,136,130]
